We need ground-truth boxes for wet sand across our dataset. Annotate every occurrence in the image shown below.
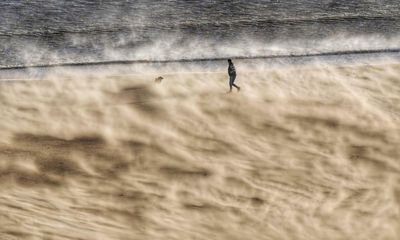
[1,62,400,239]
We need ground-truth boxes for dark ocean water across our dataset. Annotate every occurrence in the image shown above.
[1,0,400,68]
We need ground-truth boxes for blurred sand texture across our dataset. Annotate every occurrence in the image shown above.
[1,62,400,240]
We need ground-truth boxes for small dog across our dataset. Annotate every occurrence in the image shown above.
[154,76,163,83]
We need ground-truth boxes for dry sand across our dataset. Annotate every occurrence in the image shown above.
[1,62,400,240]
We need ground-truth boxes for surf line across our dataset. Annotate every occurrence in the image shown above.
[1,48,400,70]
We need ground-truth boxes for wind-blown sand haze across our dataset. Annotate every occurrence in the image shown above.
[1,62,400,239]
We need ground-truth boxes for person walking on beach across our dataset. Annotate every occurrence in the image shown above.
[227,59,240,93]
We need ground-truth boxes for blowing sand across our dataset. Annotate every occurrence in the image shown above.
[1,62,400,240]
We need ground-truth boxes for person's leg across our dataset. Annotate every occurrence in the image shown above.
[229,75,234,92]
[231,75,240,91]
[233,84,240,92]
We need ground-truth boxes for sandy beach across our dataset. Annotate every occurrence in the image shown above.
[1,61,400,239]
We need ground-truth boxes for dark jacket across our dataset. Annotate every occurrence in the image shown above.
[228,63,236,76]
